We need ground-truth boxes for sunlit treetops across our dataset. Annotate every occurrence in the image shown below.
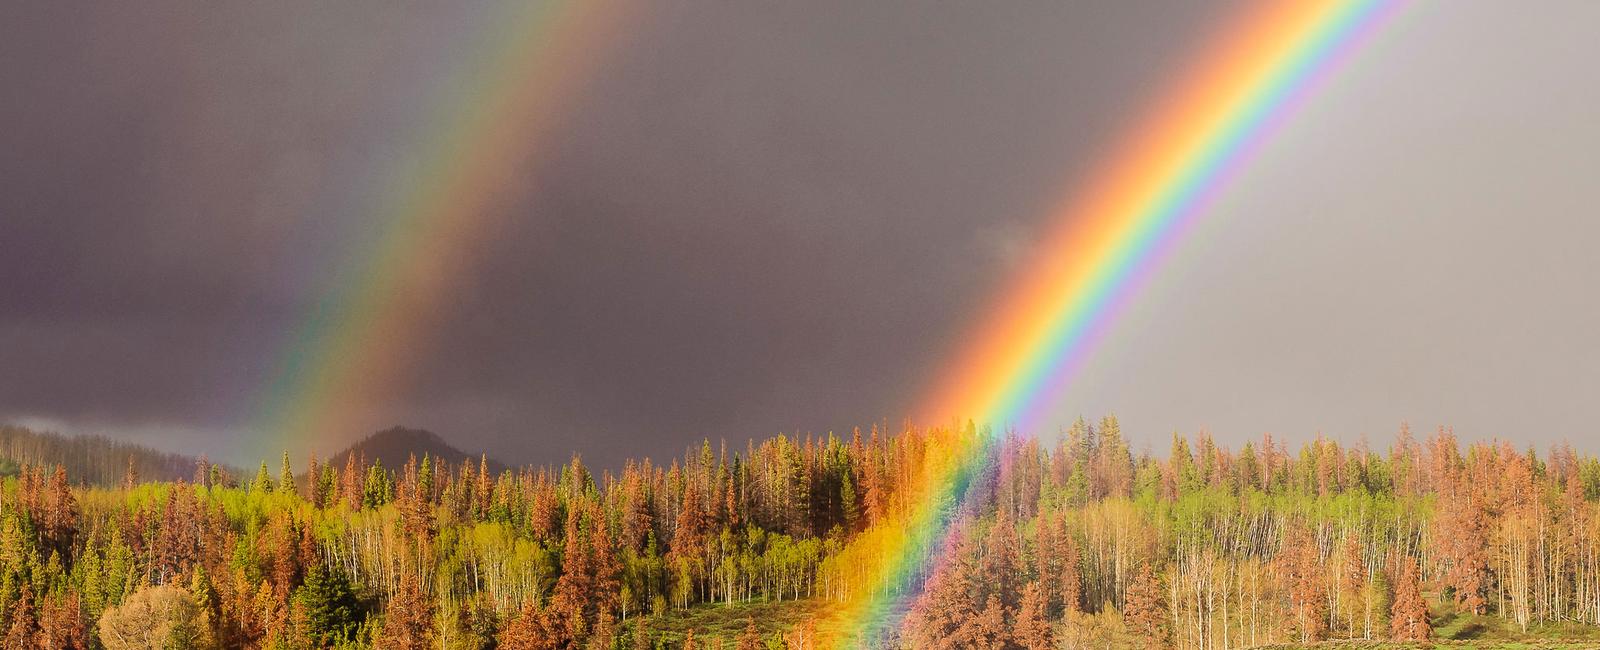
[2,420,1599,648]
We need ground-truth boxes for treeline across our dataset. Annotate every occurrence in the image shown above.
[847,420,1600,649]
[1,420,1600,649]
[0,425,232,486]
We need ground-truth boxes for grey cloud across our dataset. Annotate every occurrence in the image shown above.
[3,0,1595,468]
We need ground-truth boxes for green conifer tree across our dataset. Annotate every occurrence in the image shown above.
[363,459,391,508]
[278,452,295,496]
[296,565,363,646]
[252,462,274,494]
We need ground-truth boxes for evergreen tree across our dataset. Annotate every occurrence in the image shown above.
[341,453,363,509]
[1096,414,1133,498]
[251,462,273,494]
[190,564,220,648]
[839,471,859,533]
[379,570,433,650]
[630,617,652,650]
[1013,582,1054,650]
[3,583,41,648]
[737,618,761,650]
[589,610,617,650]
[1280,525,1327,642]
[500,599,559,650]
[295,565,363,646]
[1390,555,1431,641]
[44,465,78,557]
[1124,564,1170,649]
[38,591,88,649]
[362,459,391,509]
[418,454,434,500]
[982,511,1021,608]
[904,532,982,649]
[277,452,295,496]
[318,462,337,509]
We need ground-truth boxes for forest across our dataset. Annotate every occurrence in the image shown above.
[3,419,1600,649]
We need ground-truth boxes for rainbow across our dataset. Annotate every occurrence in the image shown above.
[830,0,1402,644]
[250,0,630,459]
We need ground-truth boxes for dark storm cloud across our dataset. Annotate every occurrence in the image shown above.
[1,0,1234,466]
[0,2,503,442]
[5,1,1596,467]
[369,0,1244,464]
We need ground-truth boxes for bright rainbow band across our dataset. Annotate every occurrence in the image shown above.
[834,1,1402,645]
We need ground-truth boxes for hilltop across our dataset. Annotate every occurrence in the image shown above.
[329,425,509,476]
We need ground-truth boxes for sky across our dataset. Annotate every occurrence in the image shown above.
[2,1,1597,469]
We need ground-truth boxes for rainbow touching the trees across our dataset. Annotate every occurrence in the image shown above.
[829,0,1402,645]
[251,0,629,458]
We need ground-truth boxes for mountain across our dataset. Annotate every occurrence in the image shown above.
[330,426,509,476]
[0,423,510,487]
[0,424,239,486]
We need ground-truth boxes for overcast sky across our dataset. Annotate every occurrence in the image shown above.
[2,1,1597,468]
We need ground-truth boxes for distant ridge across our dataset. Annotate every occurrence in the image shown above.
[331,426,509,476]
[0,424,238,486]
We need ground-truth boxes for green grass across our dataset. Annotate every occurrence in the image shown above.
[638,598,827,647]
[1428,593,1600,646]
[1255,594,1600,649]
[641,593,1600,649]
[1253,643,1600,649]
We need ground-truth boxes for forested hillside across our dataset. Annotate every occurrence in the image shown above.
[0,425,234,487]
[2,419,1600,649]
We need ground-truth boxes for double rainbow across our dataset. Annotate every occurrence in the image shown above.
[247,0,1401,643]
[834,0,1402,644]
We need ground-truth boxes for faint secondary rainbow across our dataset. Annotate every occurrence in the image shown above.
[251,0,631,460]
[830,0,1402,644]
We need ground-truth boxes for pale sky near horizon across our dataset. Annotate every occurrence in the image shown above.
[2,1,1596,467]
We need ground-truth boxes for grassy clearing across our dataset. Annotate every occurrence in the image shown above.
[641,593,1600,649]
[1427,593,1600,647]
[638,598,827,647]
[1253,643,1600,649]
[1252,594,1600,649]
